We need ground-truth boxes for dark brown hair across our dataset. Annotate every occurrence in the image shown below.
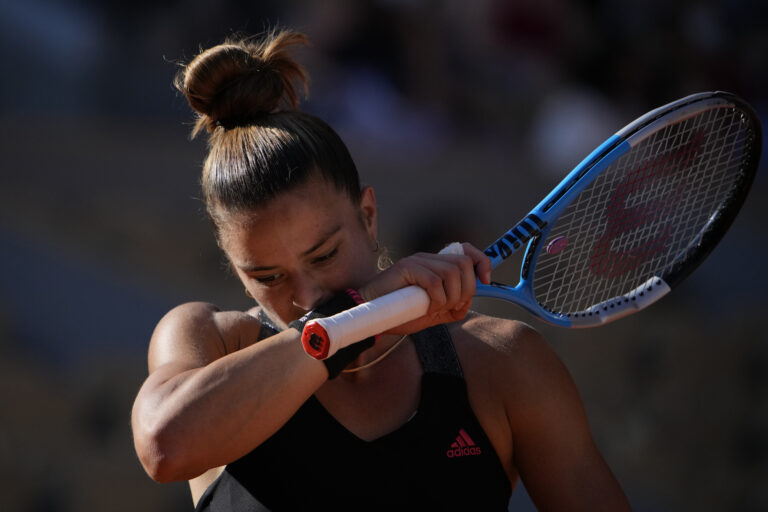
[175,29,362,235]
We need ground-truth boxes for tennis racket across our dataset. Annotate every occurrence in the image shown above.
[301,91,762,360]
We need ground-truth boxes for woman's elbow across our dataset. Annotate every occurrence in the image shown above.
[131,397,199,483]
[131,413,182,482]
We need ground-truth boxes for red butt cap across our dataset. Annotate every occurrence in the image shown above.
[301,320,331,360]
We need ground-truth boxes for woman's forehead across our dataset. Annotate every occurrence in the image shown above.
[231,179,355,228]
[221,182,359,263]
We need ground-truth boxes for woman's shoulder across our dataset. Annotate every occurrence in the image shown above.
[148,302,265,370]
[449,311,568,390]
[157,301,263,339]
[450,311,547,358]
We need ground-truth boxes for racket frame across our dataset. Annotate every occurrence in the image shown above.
[478,91,761,327]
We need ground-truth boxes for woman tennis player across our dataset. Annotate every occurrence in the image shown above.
[131,29,631,510]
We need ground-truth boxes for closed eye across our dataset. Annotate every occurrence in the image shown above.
[311,247,338,265]
[254,273,284,285]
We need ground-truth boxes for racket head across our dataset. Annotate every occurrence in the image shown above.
[485,92,762,327]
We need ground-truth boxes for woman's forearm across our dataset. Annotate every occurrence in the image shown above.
[131,329,326,482]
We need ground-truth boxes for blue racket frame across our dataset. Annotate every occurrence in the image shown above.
[473,91,761,328]
[477,136,630,327]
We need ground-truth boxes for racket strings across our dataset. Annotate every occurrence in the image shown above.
[583,108,740,309]
[587,107,742,305]
[533,106,751,315]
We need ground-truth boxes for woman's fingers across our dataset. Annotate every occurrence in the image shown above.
[357,242,491,333]
[417,244,490,311]
[407,254,463,314]
[461,243,492,285]
[360,243,491,315]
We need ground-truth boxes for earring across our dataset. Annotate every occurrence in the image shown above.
[373,239,380,252]
[245,288,254,299]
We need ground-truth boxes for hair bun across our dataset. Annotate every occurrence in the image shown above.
[177,30,309,135]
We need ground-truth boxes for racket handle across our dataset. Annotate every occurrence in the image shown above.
[301,242,465,360]
[302,286,429,359]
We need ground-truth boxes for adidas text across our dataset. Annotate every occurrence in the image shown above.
[446,446,482,458]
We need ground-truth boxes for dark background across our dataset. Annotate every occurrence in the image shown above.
[1,1,767,510]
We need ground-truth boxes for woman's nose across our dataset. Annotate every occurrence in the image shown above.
[290,272,326,311]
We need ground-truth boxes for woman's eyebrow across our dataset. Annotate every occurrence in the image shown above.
[239,224,343,272]
[240,263,278,272]
[300,224,342,257]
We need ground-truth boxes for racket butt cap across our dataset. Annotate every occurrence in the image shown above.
[302,321,331,360]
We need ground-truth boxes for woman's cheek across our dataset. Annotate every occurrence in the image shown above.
[254,287,291,314]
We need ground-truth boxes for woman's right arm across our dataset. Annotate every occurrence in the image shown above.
[131,243,492,482]
[131,302,327,483]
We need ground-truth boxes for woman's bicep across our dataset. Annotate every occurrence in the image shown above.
[139,302,260,407]
[147,302,245,373]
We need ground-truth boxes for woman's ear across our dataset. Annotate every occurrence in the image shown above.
[359,185,378,242]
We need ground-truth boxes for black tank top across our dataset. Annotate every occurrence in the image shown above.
[196,322,512,511]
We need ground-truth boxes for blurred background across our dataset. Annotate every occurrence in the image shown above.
[1,0,766,510]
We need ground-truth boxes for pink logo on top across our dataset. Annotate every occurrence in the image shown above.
[446,428,482,458]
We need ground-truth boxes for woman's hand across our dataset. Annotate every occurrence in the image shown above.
[357,242,492,335]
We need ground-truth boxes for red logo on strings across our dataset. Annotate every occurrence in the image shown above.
[590,131,704,278]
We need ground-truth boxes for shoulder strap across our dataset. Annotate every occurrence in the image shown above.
[410,324,463,378]
[257,309,281,340]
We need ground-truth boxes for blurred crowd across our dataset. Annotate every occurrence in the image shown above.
[3,0,766,151]
[1,1,767,511]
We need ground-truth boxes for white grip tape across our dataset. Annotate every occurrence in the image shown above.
[311,242,466,357]
[440,242,465,256]
[312,286,429,356]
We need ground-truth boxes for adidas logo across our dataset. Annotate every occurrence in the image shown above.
[446,428,482,458]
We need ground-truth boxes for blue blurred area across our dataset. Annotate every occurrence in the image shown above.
[1,1,767,510]
[0,227,168,365]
